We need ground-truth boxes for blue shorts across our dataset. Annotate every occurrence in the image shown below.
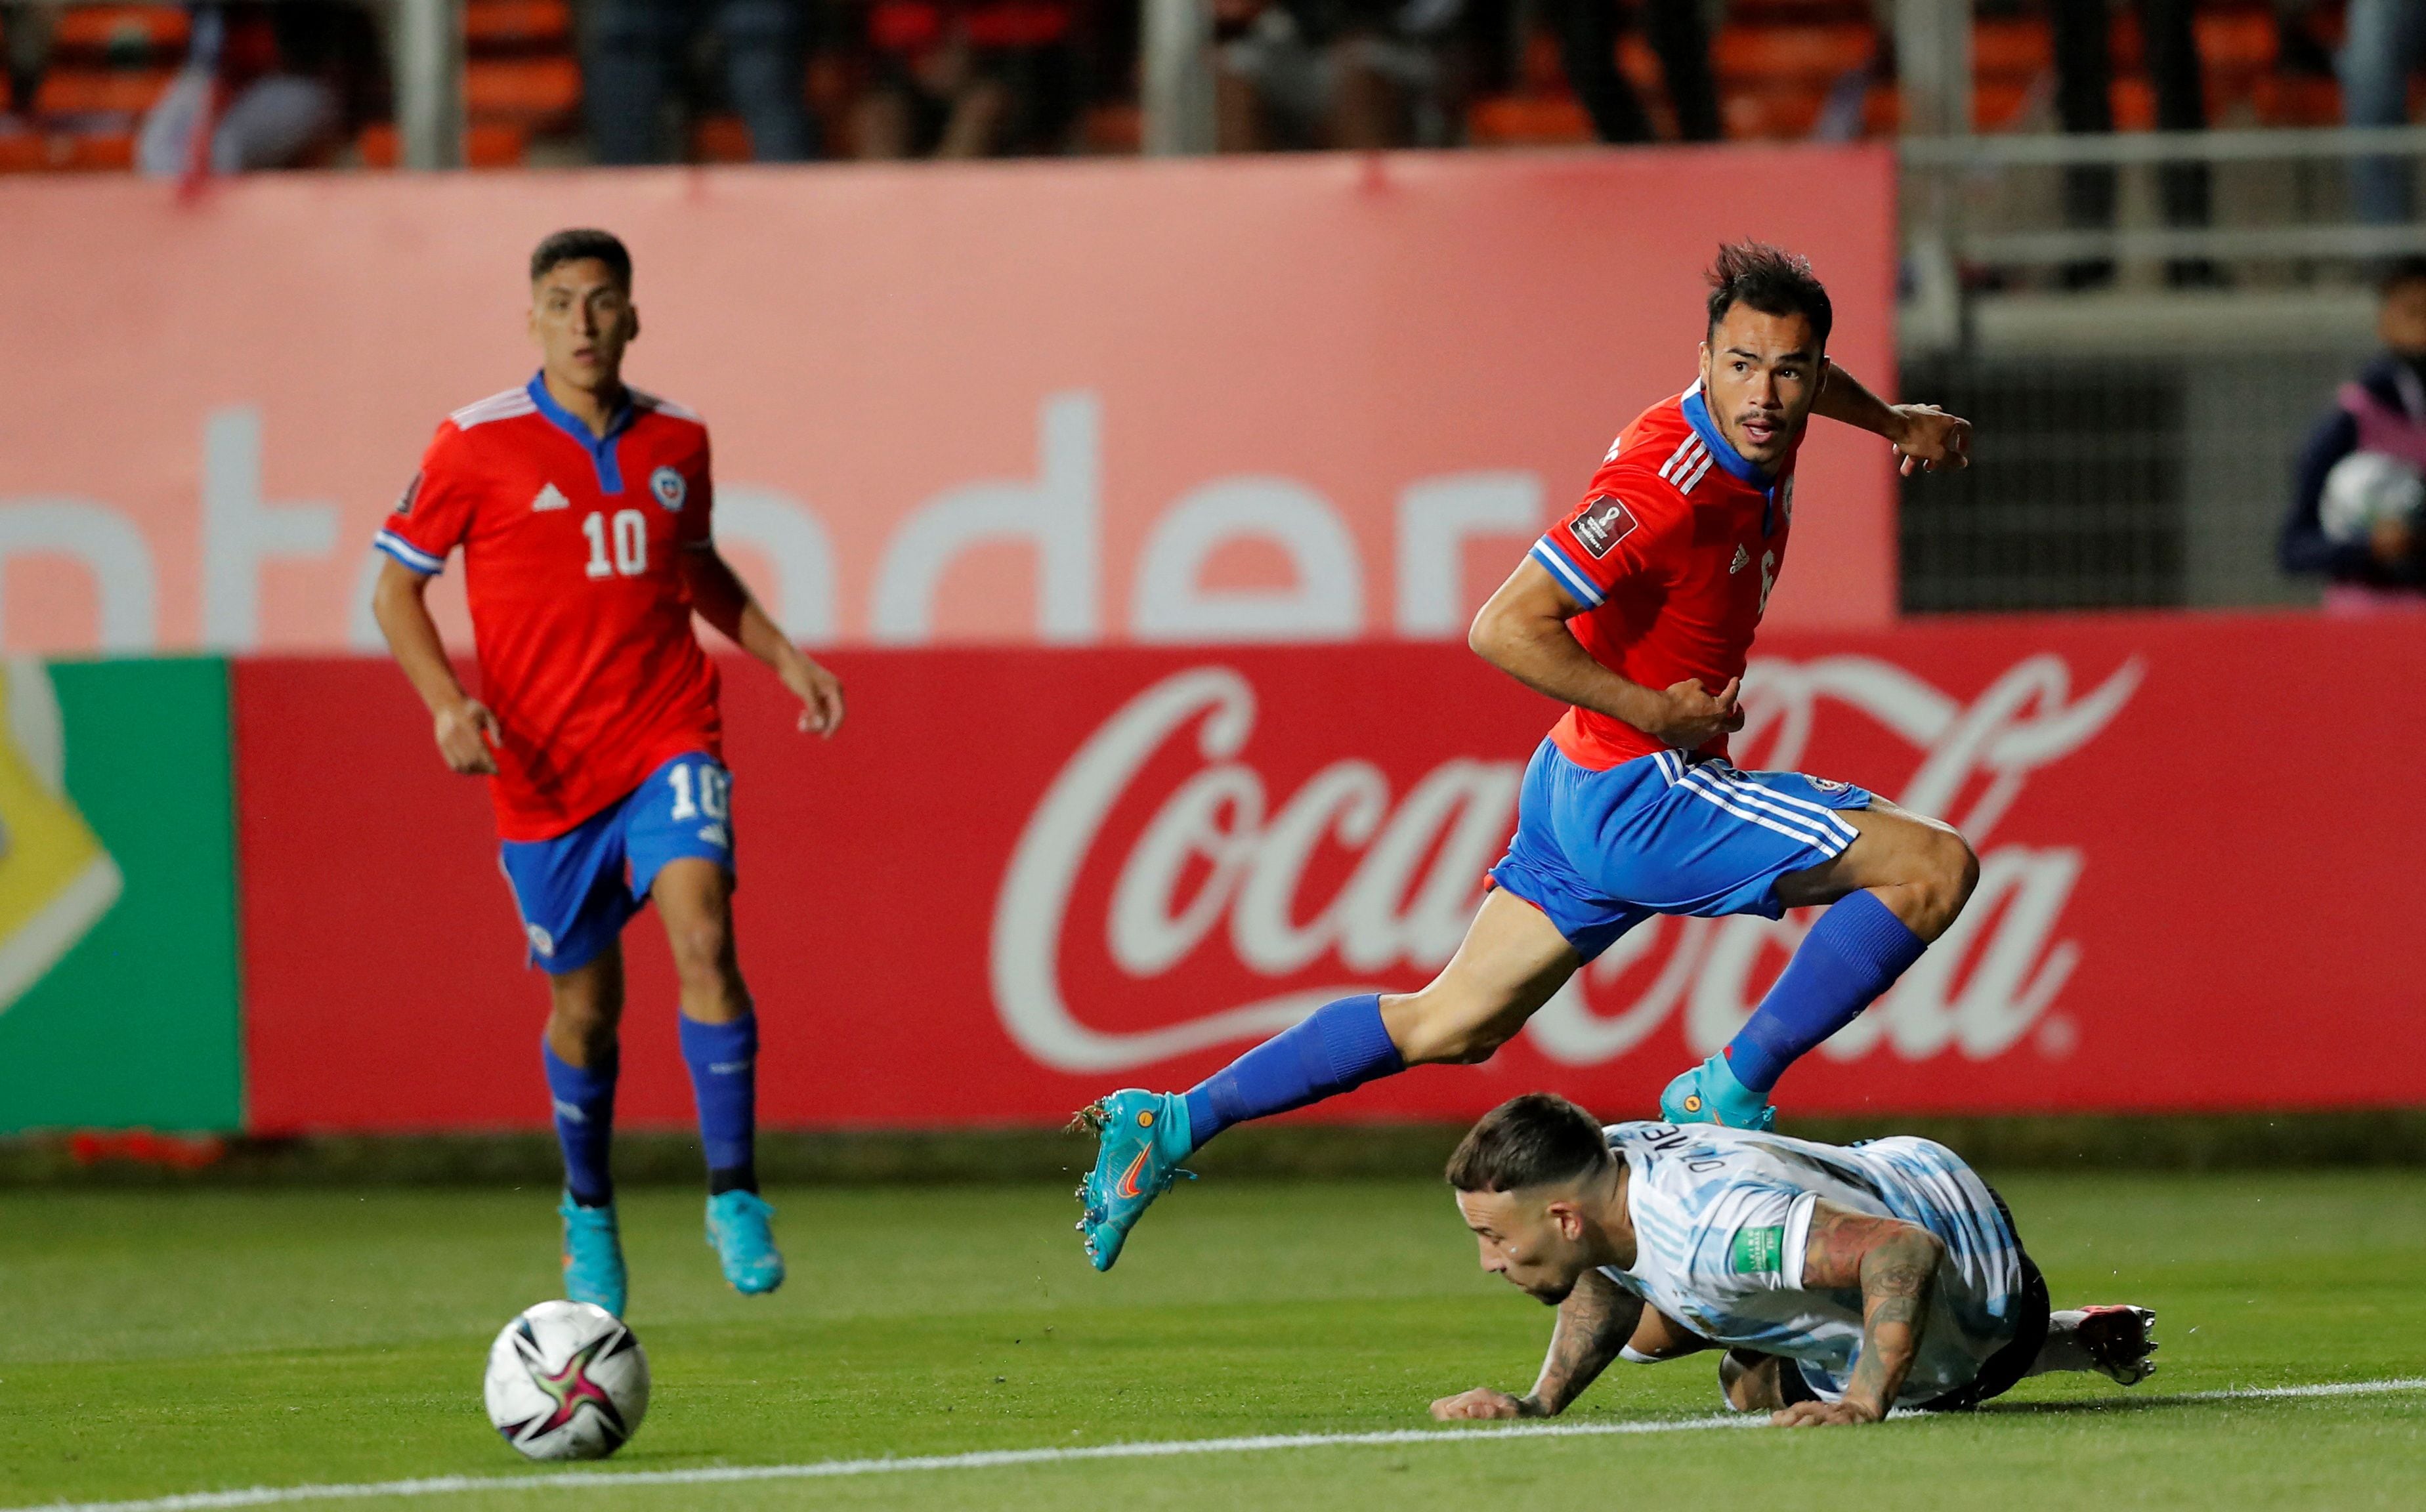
[498,752,736,975]
[1488,740,1873,961]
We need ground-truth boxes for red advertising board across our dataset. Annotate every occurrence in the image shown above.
[234,614,2426,1133]
[0,148,1894,658]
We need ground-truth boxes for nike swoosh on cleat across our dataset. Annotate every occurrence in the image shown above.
[1115,1148,1151,1200]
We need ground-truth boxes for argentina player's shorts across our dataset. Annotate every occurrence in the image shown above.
[1489,738,1873,959]
[498,752,736,975]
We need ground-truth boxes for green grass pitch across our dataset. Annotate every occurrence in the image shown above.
[1,1169,2421,1510]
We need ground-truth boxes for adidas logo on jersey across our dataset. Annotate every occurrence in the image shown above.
[1730,545,1751,574]
[531,482,570,513]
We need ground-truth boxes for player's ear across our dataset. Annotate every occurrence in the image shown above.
[625,301,640,343]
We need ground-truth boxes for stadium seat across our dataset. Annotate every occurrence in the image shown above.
[355,121,528,169]
[1466,94,1593,147]
[51,4,191,56]
[1711,22,1876,89]
[465,56,582,128]
[1971,16,2053,86]
[1722,86,1827,140]
[1079,102,1140,154]
[0,127,135,173]
[465,0,574,52]
[691,114,753,163]
[32,66,174,116]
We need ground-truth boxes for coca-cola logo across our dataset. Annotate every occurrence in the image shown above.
[991,654,2142,1074]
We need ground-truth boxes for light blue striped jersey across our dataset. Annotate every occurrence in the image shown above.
[1596,1122,2028,1405]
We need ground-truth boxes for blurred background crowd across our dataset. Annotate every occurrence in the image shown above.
[0,1,2414,169]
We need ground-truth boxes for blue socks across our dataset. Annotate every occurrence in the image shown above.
[542,1040,618,1209]
[1181,994,1405,1152]
[1725,890,1927,1095]
[679,1013,759,1193]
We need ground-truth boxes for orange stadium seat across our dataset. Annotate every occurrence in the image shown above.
[51,4,190,56]
[2253,71,2343,127]
[1711,22,1876,88]
[1079,102,1140,154]
[32,66,175,116]
[355,121,529,169]
[1722,85,1827,140]
[0,127,135,173]
[2196,7,2278,75]
[465,0,574,52]
[465,56,582,126]
[691,114,753,162]
[1466,93,1593,146]
[1972,17,2052,85]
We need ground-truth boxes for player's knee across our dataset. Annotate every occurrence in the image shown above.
[1917,828,1980,934]
[1393,1005,1516,1067]
[666,916,732,984]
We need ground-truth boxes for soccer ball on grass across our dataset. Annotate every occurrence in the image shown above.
[482,1300,650,1461]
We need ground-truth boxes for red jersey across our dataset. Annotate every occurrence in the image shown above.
[376,375,723,842]
[1526,381,1802,770]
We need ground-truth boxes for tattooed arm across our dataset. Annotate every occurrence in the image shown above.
[1430,1268,1646,1420]
[1774,1200,1946,1427]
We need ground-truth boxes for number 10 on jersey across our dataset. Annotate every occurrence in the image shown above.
[583,509,649,579]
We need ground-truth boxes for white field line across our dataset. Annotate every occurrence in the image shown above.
[16,1377,2424,1512]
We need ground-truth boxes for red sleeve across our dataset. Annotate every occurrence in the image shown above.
[1528,475,1688,614]
[373,423,480,576]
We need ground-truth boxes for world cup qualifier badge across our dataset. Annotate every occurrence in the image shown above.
[1570,495,1638,558]
[649,466,687,512]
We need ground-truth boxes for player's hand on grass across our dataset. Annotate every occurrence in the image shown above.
[1886,404,1970,476]
[1649,677,1745,749]
[1772,1398,1884,1427]
[780,652,846,738]
[433,699,501,776]
[1428,1387,1546,1421]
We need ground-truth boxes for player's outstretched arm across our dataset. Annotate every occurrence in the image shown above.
[1814,358,1971,476]
[1430,1268,1644,1421]
[680,549,845,737]
[370,557,501,776]
[1773,1201,1944,1427]
[1470,560,1745,750]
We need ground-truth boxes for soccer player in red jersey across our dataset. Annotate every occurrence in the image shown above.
[1074,243,1976,1270]
[372,229,845,1316]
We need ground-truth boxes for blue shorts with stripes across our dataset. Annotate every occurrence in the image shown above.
[498,752,735,976]
[1487,739,1874,961]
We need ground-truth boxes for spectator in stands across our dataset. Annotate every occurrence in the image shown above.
[855,0,1076,156]
[137,3,385,176]
[2341,0,2425,224]
[2280,257,2426,610]
[585,0,817,163]
[1546,0,1717,144]
[1214,0,1468,150]
[2,2,60,122]
[2049,0,2215,287]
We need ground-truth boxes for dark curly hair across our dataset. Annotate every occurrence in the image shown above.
[1706,241,1831,350]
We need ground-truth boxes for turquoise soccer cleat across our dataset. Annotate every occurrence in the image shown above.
[557,1193,629,1317]
[1659,1053,1777,1131]
[705,1190,786,1295]
[1069,1089,1195,1272]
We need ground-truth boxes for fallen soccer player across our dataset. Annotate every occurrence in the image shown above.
[1430,1093,2158,1426]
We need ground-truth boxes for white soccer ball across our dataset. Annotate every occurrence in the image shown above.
[2320,450,2426,542]
[482,1301,650,1461]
